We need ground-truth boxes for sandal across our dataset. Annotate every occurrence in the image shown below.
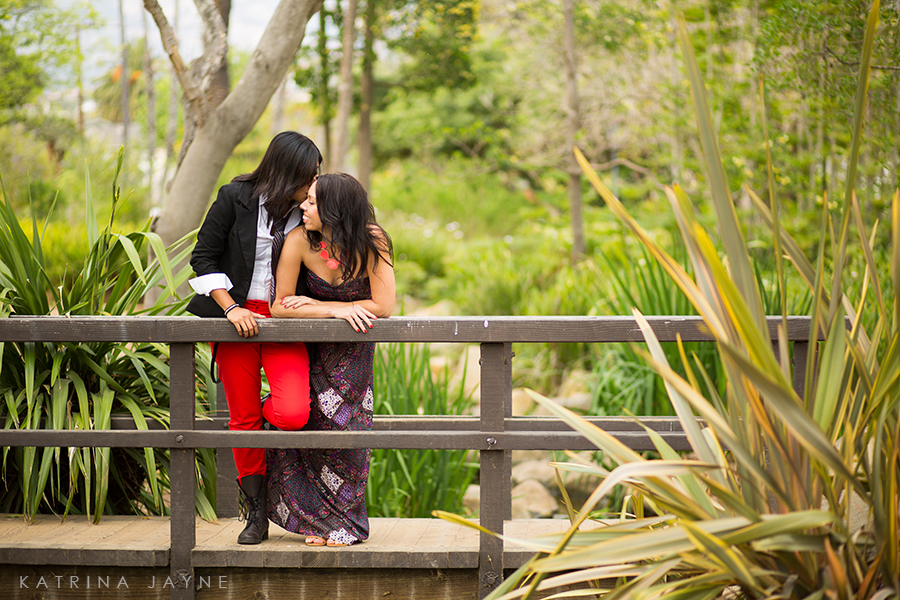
[326,539,348,547]
[305,536,326,546]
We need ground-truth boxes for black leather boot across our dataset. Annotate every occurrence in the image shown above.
[237,474,269,545]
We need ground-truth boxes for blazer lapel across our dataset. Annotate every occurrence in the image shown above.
[234,182,259,275]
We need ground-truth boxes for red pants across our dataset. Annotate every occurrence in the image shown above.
[214,300,311,478]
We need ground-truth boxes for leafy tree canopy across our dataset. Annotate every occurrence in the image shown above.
[0,1,97,104]
[383,0,480,90]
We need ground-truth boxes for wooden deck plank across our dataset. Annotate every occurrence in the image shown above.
[64,516,138,566]
[448,517,479,569]
[313,516,403,569]
[375,517,433,569]
[2,515,88,565]
[114,517,170,567]
[192,519,243,567]
[93,517,166,566]
[261,523,303,568]
[409,517,458,569]
[0,514,583,573]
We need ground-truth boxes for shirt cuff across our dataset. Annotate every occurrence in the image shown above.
[188,273,234,296]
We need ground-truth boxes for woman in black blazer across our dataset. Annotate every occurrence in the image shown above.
[187,131,322,545]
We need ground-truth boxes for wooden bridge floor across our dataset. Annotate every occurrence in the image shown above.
[0,514,592,570]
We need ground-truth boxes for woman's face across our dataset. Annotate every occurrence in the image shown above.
[292,179,314,204]
[300,180,322,232]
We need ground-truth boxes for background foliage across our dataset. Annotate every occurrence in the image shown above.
[1,0,898,520]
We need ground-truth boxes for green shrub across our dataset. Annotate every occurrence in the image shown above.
[0,150,217,521]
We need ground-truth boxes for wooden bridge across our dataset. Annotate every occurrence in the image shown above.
[0,315,817,599]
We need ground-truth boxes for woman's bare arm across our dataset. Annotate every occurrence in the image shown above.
[273,229,395,331]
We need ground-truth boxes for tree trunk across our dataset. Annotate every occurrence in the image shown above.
[563,0,585,262]
[272,75,288,134]
[357,0,376,191]
[151,0,324,252]
[318,8,332,172]
[331,0,357,172]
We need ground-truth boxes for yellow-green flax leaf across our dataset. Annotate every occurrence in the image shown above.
[715,338,860,492]
[633,311,723,486]
[829,1,880,325]
[811,307,848,431]
[531,516,754,572]
[112,234,149,286]
[676,16,764,332]
[851,192,886,319]
[574,148,725,337]
[680,521,761,593]
[893,191,900,333]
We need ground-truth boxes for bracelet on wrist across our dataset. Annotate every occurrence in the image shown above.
[223,303,240,316]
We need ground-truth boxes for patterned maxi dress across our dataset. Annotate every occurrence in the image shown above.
[265,271,374,545]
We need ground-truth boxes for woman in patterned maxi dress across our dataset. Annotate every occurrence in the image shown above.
[268,173,394,547]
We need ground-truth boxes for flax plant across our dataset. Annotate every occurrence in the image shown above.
[0,150,218,522]
[437,3,899,598]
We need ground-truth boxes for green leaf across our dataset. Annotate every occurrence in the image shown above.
[811,307,848,431]
[84,163,98,247]
[676,16,764,332]
[110,233,148,285]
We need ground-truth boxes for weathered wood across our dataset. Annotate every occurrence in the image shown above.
[0,428,690,452]
[0,516,592,566]
[0,315,818,343]
[192,567,482,600]
[0,563,597,600]
[110,413,689,431]
[0,565,172,600]
[0,314,825,600]
[479,343,511,598]
[169,343,196,600]
[0,516,169,567]
[64,516,136,567]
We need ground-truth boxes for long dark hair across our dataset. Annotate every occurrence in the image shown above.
[306,173,393,281]
[232,131,322,226]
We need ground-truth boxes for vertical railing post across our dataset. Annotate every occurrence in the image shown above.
[479,342,512,598]
[792,341,810,400]
[169,343,196,600]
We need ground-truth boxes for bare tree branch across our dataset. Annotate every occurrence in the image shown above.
[191,0,228,106]
[823,40,900,71]
[153,0,324,253]
[142,0,203,112]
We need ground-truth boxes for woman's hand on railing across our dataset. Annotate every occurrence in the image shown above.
[333,302,378,333]
[279,295,319,309]
[226,307,265,338]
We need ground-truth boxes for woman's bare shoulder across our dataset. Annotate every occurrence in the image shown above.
[286,227,310,247]
[368,224,390,246]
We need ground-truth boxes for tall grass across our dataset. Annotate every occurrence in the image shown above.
[367,342,478,518]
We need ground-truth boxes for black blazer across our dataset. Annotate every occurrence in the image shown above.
[186,180,308,317]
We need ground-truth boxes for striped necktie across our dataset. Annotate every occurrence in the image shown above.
[269,214,289,303]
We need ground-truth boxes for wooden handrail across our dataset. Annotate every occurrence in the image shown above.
[0,315,819,600]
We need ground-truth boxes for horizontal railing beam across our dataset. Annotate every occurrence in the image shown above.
[0,315,819,343]
[107,414,691,432]
[0,428,690,451]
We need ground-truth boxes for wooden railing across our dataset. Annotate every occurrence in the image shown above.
[0,315,818,599]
